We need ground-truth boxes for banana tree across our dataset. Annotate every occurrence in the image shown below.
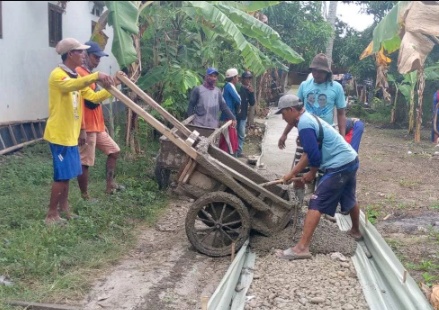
[96,1,304,151]
[359,1,439,142]
[396,71,417,134]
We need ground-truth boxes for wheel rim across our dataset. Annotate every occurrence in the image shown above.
[196,202,243,247]
[186,192,250,256]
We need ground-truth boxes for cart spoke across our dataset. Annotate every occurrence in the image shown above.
[198,228,217,243]
[219,203,227,221]
[200,209,215,222]
[222,226,242,235]
[222,219,241,227]
[222,208,238,221]
[194,226,216,233]
[197,216,215,226]
[209,203,219,220]
[211,229,219,247]
[219,228,235,242]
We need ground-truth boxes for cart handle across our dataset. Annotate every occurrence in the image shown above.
[260,177,302,187]
[116,71,192,138]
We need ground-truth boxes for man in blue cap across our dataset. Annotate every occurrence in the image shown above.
[187,67,236,128]
[76,41,123,200]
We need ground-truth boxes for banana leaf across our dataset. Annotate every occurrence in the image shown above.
[217,3,303,64]
[105,1,140,69]
[182,1,266,75]
[210,1,280,12]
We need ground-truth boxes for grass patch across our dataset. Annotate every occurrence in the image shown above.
[0,137,167,307]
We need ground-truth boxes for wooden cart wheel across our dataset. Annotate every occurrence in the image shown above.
[185,192,251,257]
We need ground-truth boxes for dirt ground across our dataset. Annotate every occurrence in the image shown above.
[79,123,439,309]
[356,124,439,285]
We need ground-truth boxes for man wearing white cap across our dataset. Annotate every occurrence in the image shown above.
[43,38,115,225]
[219,68,241,155]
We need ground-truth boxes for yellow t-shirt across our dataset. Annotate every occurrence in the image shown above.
[43,67,110,146]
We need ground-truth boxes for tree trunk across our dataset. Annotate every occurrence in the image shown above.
[390,90,398,124]
[408,88,415,134]
[325,1,338,67]
[414,68,425,143]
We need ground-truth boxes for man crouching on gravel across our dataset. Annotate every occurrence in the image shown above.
[274,94,362,260]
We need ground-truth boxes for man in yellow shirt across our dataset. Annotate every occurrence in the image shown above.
[43,38,114,225]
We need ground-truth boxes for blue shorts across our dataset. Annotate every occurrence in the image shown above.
[309,158,359,217]
[49,143,82,182]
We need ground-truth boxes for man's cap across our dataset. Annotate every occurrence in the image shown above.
[206,67,219,75]
[84,41,109,57]
[55,38,90,55]
[309,53,331,73]
[274,94,302,114]
[225,68,239,78]
[241,71,253,78]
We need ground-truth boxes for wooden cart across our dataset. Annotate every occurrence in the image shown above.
[109,72,300,257]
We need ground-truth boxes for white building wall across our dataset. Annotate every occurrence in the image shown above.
[0,1,119,123]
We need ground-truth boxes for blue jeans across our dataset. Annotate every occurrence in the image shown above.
[237,118,247,156]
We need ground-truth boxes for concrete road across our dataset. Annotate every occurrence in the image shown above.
[259,88,298,178]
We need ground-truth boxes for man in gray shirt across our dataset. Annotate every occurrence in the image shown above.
[187,67,236,128]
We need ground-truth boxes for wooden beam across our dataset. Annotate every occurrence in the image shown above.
[107,86,198,160]
[207,120,232,144]
[116,71,192,138]
[8,125,18,145]
[0,138,43,155]
[208,155,291,210]
[31,123,38,139]
[0,119,46,126]
[6,300,80,310]
[20,123,28,141]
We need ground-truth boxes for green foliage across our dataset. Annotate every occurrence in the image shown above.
[368,1,410,54]
[347,1,398,22]
[105,1,141,69]
[365,205,381,225]
[0,137,167,305]
[263,1,332,70]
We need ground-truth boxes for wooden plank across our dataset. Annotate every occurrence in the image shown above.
[0,119,46,126]
[208,156,291,210]
[178,158,195,183]
[31,123,38,139]
[8,125,18,145]
[182,115,195,125]
[182,160,197,183]
[6,300,80,310]
[20,124,28,142]
[38,122,44,136]
[207,120,232,144]
[0,138,43,155]
[0,131,6,149]
[107,85,198,160]
[116,71,192,138]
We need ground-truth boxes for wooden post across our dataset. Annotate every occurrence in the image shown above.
[231,242,236,262]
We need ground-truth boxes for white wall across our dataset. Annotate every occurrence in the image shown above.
[0,1,119,123]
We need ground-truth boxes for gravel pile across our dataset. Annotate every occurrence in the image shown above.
[246,207,366,309]
[245,253,369,310]
[250,207,358,256]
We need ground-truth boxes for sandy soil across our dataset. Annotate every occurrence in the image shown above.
[79,123,439,309]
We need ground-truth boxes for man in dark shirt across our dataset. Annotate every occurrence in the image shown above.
[236,71,255,157]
